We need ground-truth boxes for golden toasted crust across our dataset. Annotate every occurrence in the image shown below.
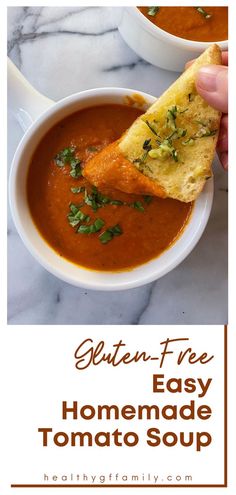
[119,44,222,202]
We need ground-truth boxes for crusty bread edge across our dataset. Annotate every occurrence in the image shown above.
[118,45,222,202]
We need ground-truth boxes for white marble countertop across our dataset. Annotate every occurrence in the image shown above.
[7,7,228,325]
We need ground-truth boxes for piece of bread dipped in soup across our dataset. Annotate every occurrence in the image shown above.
[83,44,221,203]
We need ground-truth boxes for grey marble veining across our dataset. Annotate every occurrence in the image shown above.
[7,6,228,325]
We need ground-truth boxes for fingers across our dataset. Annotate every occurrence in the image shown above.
[218,151,228,170]
[184,50,228,171]
[221,51,228,66]
[217,115,228,170]
[184,51,228,70]
[195,65,228,113]
[185,59,194,70]
[217,115,228,152]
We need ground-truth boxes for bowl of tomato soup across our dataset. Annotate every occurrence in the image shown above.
[9,86,213,290]
[118,7,228,71]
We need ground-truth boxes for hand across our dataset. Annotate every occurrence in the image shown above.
[186,52,228,170]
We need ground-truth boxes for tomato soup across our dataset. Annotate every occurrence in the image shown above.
[138,7,228,42]
[27,104,192,271]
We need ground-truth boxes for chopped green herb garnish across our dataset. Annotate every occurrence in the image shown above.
[172,149,178,162]
[99,224,122,244]
[147,6,160,16]
[143,138,152,151]
[71,186,85,194]
[133,151,149,165]
[168,105,178,117]
[149,138,178,162]
[140,151,149,163]
[129,201,145,212]
[67,204,90,227]
[87,146,98,152]
[167,128,187,141]
[99,230,113,244]
[194,119,208,127]
[191,120,218,139]
[109,199,124,205]
[182,138,195,146]
[84,187,125,210]
[145,120,159,136]
[199,129,217,138]
[109,225,122,236]
[77,218,105,234]
[167,105,178,131]
[70,158,82,178]
[195,127,216,138]
[195,7,212,19]
[54,146,82,178]
[182,127,217,146]
[84,188,100,211]
[177,128,187,137]
[143,195,153,204]
[54,146,76,166]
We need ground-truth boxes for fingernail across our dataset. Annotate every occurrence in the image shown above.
[197,66,222,92]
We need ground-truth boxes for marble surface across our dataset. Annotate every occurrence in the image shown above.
[7,6,228,325]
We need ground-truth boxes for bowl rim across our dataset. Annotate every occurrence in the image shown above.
[130,6,228,51]
[9,87,214,290]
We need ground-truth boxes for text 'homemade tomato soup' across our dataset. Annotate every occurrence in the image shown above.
[27,104,192,271]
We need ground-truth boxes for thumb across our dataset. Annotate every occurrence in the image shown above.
[196,65,228,113]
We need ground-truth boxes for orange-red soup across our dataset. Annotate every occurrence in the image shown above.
[138,7,228,42]
[27,104,192,271]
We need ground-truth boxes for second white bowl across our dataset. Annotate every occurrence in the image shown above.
[118,7,228,71]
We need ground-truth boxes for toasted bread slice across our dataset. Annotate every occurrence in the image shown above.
[84,45,221,202]
[118,44,221,202]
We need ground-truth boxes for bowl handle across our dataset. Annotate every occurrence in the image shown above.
[8,58,54,132]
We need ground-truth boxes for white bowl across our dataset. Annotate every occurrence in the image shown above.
[9,80,213,290]
[118,7,228,71]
